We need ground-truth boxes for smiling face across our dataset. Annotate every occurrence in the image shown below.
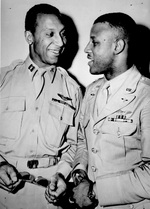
[84,22,117,75]
[26,14,66,68]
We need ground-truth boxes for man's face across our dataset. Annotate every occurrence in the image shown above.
[29,14,66,68]
[84,22,116,75]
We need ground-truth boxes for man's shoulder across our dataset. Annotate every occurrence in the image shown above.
[0,59,24,84]
[140,76,150,87]
[86,77,104,92]
[1,59,24,74]
[139,76,150,100]
[57,66,81,90]
[82,77,104,101]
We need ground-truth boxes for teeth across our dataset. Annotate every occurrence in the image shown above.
[49,49,60,52]
[52,50,60,54]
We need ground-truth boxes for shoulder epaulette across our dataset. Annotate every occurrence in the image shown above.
[57,66,67,75]
[1,59,23,73]
[86,76,103,91]
[10,59,24,70]
[0,59,24,86]
[140,76,150,86]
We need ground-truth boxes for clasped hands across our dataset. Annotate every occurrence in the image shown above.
[0,162,98,208]
[45,169,98,208]
[0,161,66,203]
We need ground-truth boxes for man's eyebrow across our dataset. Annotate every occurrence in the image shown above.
[90,35,96,39]
[45,27,54,31]
[43,27,65,34]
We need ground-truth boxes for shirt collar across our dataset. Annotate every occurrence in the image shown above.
[25,56,57,81]
[106,66,134,95]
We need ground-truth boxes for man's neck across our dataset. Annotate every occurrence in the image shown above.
[105,62,133,81]
[29,55,56,71]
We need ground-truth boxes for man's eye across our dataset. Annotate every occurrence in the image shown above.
[47,32,54,37]
[92,41,98,46]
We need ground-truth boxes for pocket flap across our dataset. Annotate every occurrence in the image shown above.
[101,122,137,136]
[1,97,26,112]
[49,100,75,126]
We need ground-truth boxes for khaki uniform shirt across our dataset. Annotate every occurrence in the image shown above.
[74,66,150,209]
[0,57,82,209]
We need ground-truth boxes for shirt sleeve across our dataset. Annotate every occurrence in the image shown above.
[56,86,83,178]
[72,89,89,172]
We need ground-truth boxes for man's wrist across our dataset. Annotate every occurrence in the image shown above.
[93,182,97,198]
[88,182,96,199]
[72,169,87,178]
[89,182,98,207]
[56,172,66,182]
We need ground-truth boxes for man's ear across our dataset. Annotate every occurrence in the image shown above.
[25,31,33,45]
[114,39,125,55]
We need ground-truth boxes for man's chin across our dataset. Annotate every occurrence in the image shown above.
[47,57,59,65]
[89,66,99,75]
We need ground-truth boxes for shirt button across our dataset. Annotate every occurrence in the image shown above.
[35,107,38,111]
[93,129,99,135]
[91,148,97,153]
[91,166,97,172]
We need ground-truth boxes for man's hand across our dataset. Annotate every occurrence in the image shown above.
[45,172,67,205]
[71,169,98,209]
[0,161,21,193]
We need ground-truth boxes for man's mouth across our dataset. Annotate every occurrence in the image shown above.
[87,54,94,66]
[48,48,63,56]
[51,50,60,56]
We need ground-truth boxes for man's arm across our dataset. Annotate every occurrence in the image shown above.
[45,86,83,204]
[71,90,98,208]
[56,86,83,177]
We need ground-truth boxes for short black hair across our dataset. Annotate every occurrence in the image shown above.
[94,12,136,43]
[25,3,62,34]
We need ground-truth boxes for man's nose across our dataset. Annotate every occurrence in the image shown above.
[84,42,91,53]
[54,34,64,47]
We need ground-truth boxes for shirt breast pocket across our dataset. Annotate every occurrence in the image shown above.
[49,100,75,126]
[0,97,26,141]
[101,121,137,138]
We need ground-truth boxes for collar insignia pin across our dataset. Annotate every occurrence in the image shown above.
[28,64,35,72]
